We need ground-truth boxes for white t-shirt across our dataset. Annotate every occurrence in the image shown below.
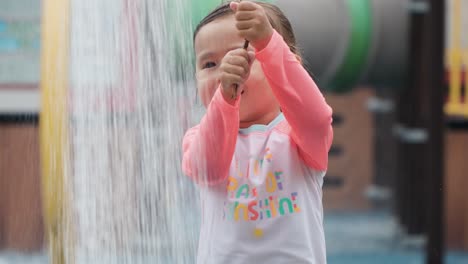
[196,114,327,264]
[182,30,333,264]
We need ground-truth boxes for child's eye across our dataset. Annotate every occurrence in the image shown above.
[203,62,216,69]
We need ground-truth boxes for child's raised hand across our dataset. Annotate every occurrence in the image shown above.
[219,48,255,100]
[230,1,274,51]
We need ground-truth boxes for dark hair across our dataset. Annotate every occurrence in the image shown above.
[193,1,301,61]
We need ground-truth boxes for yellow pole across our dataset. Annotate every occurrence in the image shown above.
[445,0,462,115]
[464,51,468,117]
[40,0,71,262]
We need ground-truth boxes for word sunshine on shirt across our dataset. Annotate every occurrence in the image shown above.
[223,149,301,222]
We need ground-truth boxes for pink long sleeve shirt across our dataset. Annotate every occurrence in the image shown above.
[182,30,333,264]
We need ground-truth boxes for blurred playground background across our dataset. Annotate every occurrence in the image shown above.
[0,0,468,263]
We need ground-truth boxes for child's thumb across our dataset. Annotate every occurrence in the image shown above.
[230,1,239,12]
[248,51,256,65]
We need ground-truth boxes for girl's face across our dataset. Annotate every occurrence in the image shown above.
[194,15,280,128]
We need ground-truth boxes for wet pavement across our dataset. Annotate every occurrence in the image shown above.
[1,210,467,263]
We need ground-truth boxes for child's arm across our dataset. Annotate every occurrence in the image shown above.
[182,89,239,185]
[256,31,333,171]
[231,1,333,171]
[184,43,253,185]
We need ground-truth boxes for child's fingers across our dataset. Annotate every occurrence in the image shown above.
[221,72,243,83]
[227,55,250,72]
[237,28,256,41]
[222,63,248,78]
[238,1,258,12]
[220,72,243,89]
[227,49,251,64]
[229,1,239,12]
[235,10,256,21]
[235,20,252,31]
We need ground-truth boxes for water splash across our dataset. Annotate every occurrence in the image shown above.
[67,0,198,263]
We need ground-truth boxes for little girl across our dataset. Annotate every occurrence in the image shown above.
[182,1,333,263]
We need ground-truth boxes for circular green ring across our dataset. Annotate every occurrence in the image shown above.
[328,0,372,93]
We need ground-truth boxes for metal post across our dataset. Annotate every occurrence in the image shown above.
[396,0,428,235]
[423,0,445,263]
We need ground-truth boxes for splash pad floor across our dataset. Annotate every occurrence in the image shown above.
[1,210,467,264]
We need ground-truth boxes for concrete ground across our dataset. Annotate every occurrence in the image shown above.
[1,210,467,264]
[325,211,468,264]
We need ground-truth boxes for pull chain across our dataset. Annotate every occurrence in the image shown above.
[232,0,250,99]
[232,40,250,99]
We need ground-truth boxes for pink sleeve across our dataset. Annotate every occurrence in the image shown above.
[255,30,333,171]
[182,88,239,185]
